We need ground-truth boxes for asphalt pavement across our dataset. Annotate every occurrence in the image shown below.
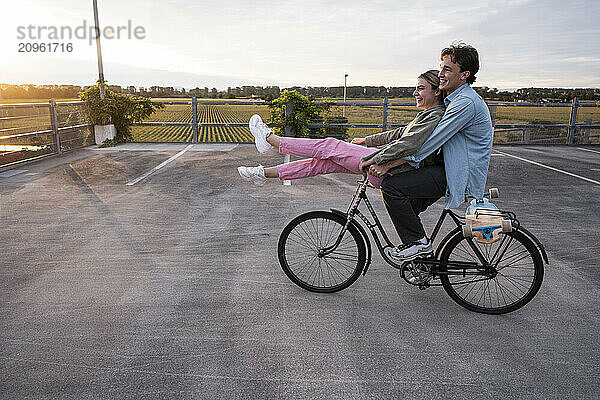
[0,143,599,399]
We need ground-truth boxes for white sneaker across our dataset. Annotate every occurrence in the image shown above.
[389,237,433,261]
[249,114,273,153]
[238,165,267,186]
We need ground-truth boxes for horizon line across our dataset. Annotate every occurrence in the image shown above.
[2,82,600,92]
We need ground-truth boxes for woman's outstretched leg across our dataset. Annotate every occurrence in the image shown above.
[249,114,367,166]
[243,114,382,187]
[277,158,353,180]
[278,137,375,173]
[238,159,352,186]
[249,114,372,168]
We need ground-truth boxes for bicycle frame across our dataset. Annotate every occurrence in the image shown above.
[324,176,519,278]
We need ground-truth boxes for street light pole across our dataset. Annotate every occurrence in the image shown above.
[92,0,106,99]
[343,74,348,117]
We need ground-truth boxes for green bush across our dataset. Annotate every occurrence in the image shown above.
[268,90,333,138]
[79,82,164,143]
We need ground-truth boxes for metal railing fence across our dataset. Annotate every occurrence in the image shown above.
[0,100,93,170]
[132,97,599,145]
[1,96,597,170]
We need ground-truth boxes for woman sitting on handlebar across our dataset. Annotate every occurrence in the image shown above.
[238,69,445,188]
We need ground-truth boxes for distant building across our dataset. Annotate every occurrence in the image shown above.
[540,98,565,103]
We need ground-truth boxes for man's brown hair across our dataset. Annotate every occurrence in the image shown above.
[441,42,479,85]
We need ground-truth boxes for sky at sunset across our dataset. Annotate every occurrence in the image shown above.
[1,0,599,90]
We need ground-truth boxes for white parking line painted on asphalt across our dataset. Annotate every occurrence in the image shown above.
[493,150,600,186]
[126,144,193,186]
[577,147,600,155]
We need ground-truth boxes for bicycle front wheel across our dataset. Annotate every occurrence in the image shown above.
[440,230,544,314]
[278,211,366,293]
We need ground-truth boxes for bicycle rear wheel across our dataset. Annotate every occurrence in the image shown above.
[439,230,543,314]
[278,211,366,293]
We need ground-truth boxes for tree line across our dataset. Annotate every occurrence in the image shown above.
[1,83,599,103]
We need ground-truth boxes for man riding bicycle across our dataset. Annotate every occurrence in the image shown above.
[360,42,494,261]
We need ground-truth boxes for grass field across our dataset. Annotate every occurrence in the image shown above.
[132,104,270,142]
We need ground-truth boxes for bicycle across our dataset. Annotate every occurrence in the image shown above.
[277,175,548,314]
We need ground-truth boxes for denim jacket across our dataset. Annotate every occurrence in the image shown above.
[405,84,493,208]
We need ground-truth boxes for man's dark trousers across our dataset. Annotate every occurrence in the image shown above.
[380,165,447,244]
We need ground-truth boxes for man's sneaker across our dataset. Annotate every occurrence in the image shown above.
[248,114,273,153]
[238,165,267,186]
[389,237,433,261]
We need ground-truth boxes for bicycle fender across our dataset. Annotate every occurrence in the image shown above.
[330,208,372,276]
[516,226,549,264]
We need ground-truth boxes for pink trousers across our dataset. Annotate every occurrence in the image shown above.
[276,137,384,188]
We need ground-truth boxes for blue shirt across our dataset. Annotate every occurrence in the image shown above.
[405,83,493,208]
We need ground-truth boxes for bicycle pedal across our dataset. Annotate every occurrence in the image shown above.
[415,252,435,261]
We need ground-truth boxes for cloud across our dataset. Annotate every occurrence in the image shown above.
[562,57,600,63]
[1,57,250,89]
[2,0,599,88]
